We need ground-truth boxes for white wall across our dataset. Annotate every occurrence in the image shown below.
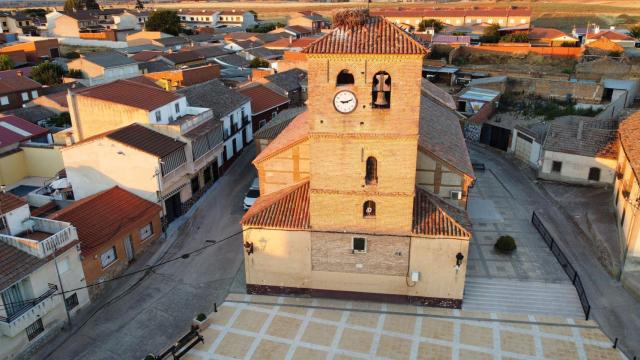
[147,97,189,124]
[539,150,616,185]
[4,203,31,236]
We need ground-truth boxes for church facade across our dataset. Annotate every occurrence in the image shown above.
[241,11,473,308]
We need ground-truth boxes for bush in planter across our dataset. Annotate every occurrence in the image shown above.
[495,235,517,253]
[144,355,155,360]
[196,313,207,321]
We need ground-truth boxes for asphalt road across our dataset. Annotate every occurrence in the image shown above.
[34,149,255,360]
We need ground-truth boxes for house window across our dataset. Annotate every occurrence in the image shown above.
[336,69,354,86]
[0,96,8,105]
[100,247,117,268]
[26,318,44,341]
[175,103,180,113]
[352,237,367,253]
[139,223,153,240]
[21,92,29,101]
[588,167,601,182]
[155,111,161,122]
[31,90,38,99]
[365,156,378,185]
[259,119,267,128]
[363,200,376,218]
[372,71,391,109]
[551,161,562,173]
[65,293,79,311]
[191,176,200,194]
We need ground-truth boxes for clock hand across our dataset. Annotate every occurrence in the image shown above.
[340,99,352,104]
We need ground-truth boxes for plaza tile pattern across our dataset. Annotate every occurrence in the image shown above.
[183,294,624,360]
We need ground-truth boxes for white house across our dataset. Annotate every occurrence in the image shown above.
[66,52,141,86]
[0,192,89,359]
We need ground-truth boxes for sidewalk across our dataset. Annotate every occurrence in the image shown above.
[469,143,640,359]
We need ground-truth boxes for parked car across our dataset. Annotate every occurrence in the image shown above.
[243,178,260,210]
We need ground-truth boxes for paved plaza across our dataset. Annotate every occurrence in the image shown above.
[183,293,624,360]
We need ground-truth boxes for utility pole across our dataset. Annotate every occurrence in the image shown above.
[52,242,72,328]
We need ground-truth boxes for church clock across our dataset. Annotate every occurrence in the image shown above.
[333,90,357,114]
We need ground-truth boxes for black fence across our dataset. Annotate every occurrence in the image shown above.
[531,211,591,320]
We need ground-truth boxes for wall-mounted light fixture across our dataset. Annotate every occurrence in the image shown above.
[244,242,254,255]
[455,252,464,272]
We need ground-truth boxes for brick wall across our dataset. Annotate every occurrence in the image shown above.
[461,44,583,58]
[311,232,409,276]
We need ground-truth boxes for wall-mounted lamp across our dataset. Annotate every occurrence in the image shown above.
[244,242,254,255]
[455,252,464,272]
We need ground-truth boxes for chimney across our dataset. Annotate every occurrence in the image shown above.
[577,120,584,140]
[289,36,293,45]
[16,70,23,77]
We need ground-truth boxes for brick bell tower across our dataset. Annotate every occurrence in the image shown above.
[302,10,427,234]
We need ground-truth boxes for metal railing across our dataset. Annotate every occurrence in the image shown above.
[531,211,591,320]
[0,284,57,323]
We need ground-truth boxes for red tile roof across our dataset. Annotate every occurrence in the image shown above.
[237,84,290,115]
[303,15,427,55]
[619,111,640,180]
[0,115,49,147]
[0,242,46,290]
[253,110,310,164]
[131,50,163,62]
[587,30,636,41]
[105,123,186,158]
[264,37,317,50]
[51,186,161,255]
[529,27,575,40]
[75,79,182,111]
[0,73,41,95]
[412,187,471,239]
[0,191,27,213]
[241,180,310,230]
[41,91,69,108]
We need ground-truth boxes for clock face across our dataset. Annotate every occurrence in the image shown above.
[333,90,357,114]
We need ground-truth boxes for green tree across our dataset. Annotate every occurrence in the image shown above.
[630,24,640,39]
[481,24,501,43]
[145,10,181,36]
[250,57,270,68]
[30,61,64,85]
[500,32,529,43]
[0,55,14,71]
[135,0,144,10]
[418,19,444,33]
[46,112,71,128]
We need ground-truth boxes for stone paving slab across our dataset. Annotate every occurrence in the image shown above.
[181,294,625,360]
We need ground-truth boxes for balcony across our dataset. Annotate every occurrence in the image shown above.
[0,218,78,259]
[0,284,59,337]
[175,107,213,134]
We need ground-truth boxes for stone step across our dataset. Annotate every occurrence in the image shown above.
[463,278,585,318]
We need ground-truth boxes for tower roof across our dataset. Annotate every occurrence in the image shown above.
[303,10,427,55]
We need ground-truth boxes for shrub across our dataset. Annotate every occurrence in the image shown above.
[144,355,155,360]
[495,236,517,253]
[196,313,207,321]
[64,51,80,59]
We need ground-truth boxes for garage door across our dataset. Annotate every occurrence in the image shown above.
[514,132,533,163]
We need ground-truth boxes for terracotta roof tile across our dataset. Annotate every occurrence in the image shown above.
[0,242,46,290]
[419,95,473,178]
[0,74,41,95]
[543,116,618,159]
[619,111,640,180]
[264,37,317,50]
[75,79,182,111]
[51,186,161,255]
[237,84,290,115]
[254,107,306,140]
[0,191,27,213]
[529,27,575,40]
[587,30,636,41]
[105,123,186,158]
[412,187,471,238]
[240,180,310,230]
[303,16,427,55]
[0,115,49,147]
[253,111,310,164]
[131,50,163,62]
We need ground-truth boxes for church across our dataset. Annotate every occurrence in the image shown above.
[240,9,474,308]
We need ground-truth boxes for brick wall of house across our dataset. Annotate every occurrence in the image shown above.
[82,214,162,300]
[257,140,310,195]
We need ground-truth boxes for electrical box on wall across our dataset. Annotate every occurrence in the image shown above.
[411,271,420,282]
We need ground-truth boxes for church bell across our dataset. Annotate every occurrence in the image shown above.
[373,73,390,107]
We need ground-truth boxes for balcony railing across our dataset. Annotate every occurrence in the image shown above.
[0,218,77,259]
[0,284,57,324]
[242,115,250,126]
[177,107,213,134]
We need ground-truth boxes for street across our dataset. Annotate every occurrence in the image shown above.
[32,149,255,360]
[468,143,640,359]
